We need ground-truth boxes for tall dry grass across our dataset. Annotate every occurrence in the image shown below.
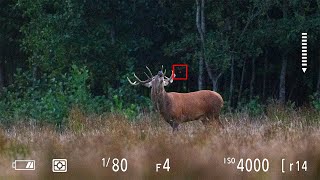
[0,107,320,180]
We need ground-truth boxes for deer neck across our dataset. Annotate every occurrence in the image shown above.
[151,86,169,113]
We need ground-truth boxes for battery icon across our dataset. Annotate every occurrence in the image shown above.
[12,160,35,171]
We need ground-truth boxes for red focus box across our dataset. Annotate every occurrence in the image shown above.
[172,64,188,80]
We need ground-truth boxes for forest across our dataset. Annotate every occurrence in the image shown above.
[1,0,320,179]
[0,0,320,124]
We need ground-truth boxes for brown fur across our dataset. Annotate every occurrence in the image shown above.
[149,74,224,131]
[128,69,224,131]
[155,89,224,131]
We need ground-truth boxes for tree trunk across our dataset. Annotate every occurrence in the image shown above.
[237,59,246,105]
[201,0,205,34]
[0,60,4,91]
[229,56,235,108]
[279,53,287,104]
[250,57,255,100]
[196,0,204,90]
[196,0,221,91]
[262,54,267,100]
[212,72,222,91]
[279,0,288,104]
[204,60,221,91]
[198,57,204,90]
[317,51,320,94]
[200,0,205,90]
[288,81,296,101]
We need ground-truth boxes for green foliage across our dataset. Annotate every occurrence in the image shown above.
[107,70,152,120]
[17,0,84,72]
[310,93,320,111]
[110,95,140,119]
[239,97,265,117]
[1,0,320,123]
[0,65,107,125]
[266,99,296,122]
[0,62,152,125]
[204,31,231,71]
[164,33,197,61]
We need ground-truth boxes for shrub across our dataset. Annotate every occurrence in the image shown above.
[265,99,296,122]
[107,73,152,120]
[0,65,107,125]
[0,64,153,125]
[68,106,86,133]
[310,93,320,111]
[238,97,264,117]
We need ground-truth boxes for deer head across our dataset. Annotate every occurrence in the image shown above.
[127,66,175,112]
[127,66,174,91]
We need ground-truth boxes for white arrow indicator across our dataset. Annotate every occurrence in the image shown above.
[301,33,307,73]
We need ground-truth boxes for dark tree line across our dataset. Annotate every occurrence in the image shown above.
[1,0,320,121]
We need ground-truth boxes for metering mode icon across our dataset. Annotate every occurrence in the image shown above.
[52,159,68,172]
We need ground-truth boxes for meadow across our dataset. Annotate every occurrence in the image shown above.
[0,105,320,180]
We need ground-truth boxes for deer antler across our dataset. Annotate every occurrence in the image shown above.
[144,72,151,79]
[127,68,153,86]
[162,65,166,76]
[145,66,153,77]
[127,77,140,85]
[164,70,175,83]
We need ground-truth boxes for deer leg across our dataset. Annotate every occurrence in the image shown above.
[202,117,216,131]
[202,115,224,130]
[214,114,224,129]
[201,118,210,126]
[172,123,179,132]
[168,120,179,132]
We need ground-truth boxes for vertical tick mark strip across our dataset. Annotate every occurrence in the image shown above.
[301,33,307,73]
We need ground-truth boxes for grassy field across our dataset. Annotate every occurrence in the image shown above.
[1,107,320,180]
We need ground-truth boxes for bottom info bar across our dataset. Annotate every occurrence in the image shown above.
[12,160,35,170]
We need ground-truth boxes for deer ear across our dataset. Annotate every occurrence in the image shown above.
[163,80,171,86]
[164,73,175,86]
[143,81,152,88]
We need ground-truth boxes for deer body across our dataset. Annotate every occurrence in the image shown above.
[127,66,224,131]
[162,91,223,122]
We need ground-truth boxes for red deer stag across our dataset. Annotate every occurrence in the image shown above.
[127,66,224,131]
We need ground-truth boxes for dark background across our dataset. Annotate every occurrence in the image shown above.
[1,0,320,124]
